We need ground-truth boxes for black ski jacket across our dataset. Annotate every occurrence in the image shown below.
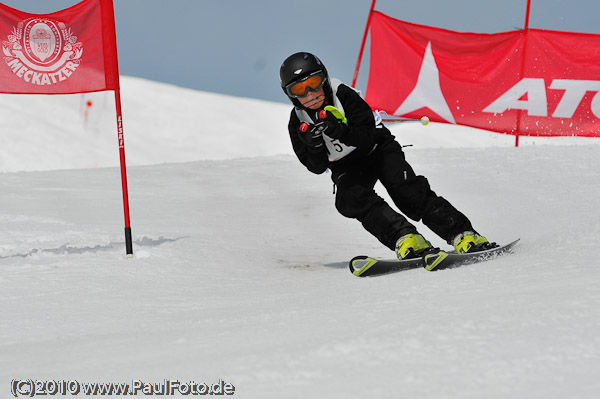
[287,83,393,174]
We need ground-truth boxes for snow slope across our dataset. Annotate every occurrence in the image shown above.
[1,77,599,398]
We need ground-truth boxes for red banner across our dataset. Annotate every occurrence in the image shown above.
[0,0,119,94]
[365,11,600,137]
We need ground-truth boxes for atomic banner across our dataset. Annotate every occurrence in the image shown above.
[0,0,119,94]
[365,11,600,137]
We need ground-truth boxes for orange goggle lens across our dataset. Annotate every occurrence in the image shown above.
[286,73,325,98]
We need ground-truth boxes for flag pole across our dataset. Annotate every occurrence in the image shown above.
[351,0,377,88]
[524,0,532,30]
[114,88,133,257]
[101,0,133,257]
[516,0,532,147]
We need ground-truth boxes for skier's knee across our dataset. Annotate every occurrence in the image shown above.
[335,198,360,219]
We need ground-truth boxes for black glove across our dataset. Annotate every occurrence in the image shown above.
[297,121,326,148]
[316,110,347,140]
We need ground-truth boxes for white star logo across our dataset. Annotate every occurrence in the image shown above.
[394,42,456,124]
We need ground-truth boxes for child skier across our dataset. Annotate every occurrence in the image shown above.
[279,52,492,269]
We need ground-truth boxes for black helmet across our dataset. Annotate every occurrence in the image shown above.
[279,52,332,109]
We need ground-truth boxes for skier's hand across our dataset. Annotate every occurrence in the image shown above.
[298,122,326,148]
[316,110,347,140]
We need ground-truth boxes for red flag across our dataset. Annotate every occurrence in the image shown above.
[0,0,132,257]
[0,0,119,94]
[365,11,600,137]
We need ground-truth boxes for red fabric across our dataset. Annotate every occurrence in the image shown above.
[365,11,600,137]
[0,0,119,94]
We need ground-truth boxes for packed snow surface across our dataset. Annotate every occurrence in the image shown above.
[1,77,599,398]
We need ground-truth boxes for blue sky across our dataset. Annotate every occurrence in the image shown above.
[2,0,599,104]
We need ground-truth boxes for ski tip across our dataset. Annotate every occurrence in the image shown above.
[349,256,376,277]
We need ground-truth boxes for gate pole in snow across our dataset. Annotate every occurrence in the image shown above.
[114,89,133,257]
[352,0,377,88]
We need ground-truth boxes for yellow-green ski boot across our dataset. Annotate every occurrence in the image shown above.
[395,233,432,260]
[453,231,490,254]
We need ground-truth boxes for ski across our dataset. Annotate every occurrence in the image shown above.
[349,239,520,277]
[349,256,423,277]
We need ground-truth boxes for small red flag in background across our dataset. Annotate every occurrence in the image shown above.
[0,0,119,94]
[365,11,600,137]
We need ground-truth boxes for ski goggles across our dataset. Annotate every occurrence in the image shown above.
[285,71,326,98]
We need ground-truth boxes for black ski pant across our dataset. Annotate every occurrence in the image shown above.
[330,139,474,250]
